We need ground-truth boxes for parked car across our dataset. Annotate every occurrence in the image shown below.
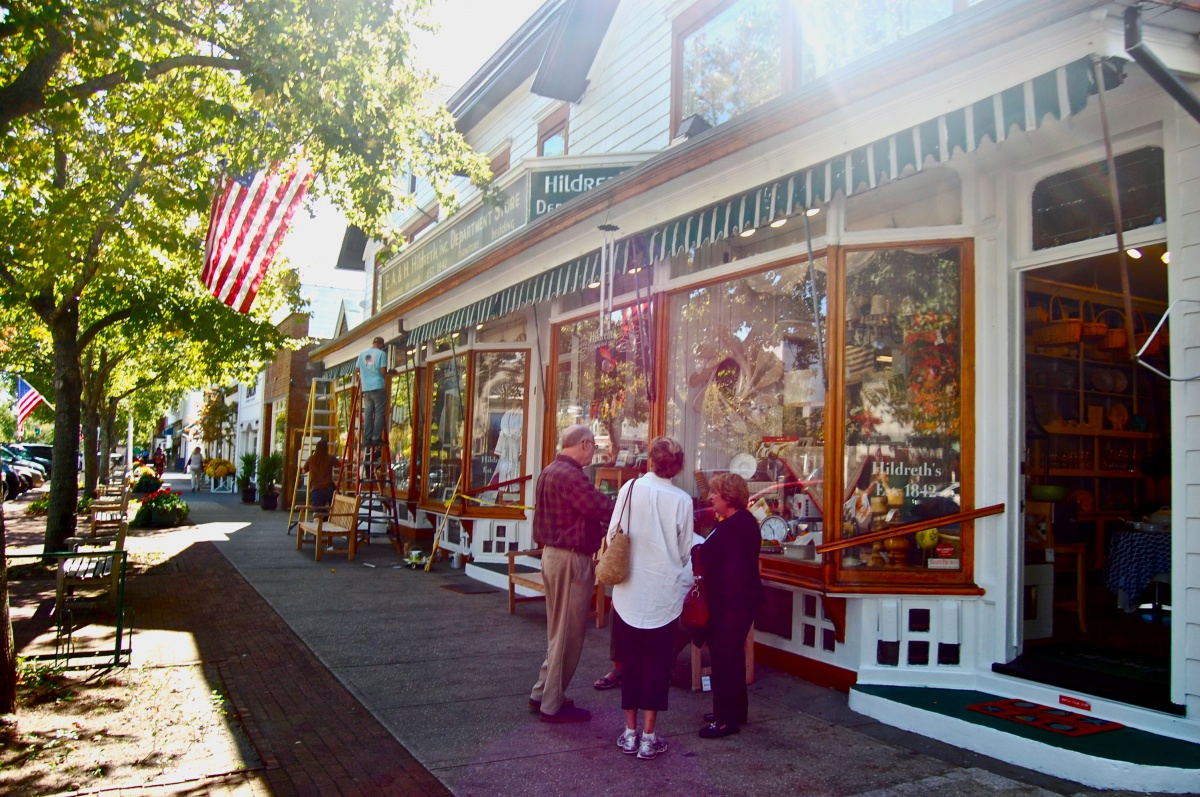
[10,443,51,476]
[1,463,23,499]
[0,448,43,487]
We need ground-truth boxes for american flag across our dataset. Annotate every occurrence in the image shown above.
[201,164,313,313]
[15,376,46,437]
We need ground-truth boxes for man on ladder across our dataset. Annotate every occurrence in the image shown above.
[357,336,388,454]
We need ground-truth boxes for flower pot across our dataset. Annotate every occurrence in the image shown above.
[150,507,177,527]
[261,491,279,511]
[241,486,257,504]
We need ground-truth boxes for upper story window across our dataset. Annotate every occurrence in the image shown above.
[672,0,964,135]
[490,146,511,179]
[538,104,569,157]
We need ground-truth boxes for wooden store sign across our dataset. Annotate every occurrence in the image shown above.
[528,166,629,221]
[377,165,632,309]
[377,179,529,309]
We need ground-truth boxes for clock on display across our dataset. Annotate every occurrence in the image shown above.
[759,515,789,543]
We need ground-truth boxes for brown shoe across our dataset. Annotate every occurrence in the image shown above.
[540,705,591,723]
[529,697,573,713]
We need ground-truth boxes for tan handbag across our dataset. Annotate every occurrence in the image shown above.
[595,478,636,586]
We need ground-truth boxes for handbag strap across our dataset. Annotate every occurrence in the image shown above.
[614,476,638,535]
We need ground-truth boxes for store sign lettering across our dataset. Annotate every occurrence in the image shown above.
[529,166,629,221]
[377,179,529,309]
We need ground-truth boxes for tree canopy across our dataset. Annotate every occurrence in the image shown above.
[0,0,490,551]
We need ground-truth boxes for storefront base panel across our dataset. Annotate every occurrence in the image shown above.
[755,643,856,693]
[850,684,1200,793]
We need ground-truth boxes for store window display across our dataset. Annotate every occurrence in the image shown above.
[469,351,528,507]
[667,258,827,543]
[553,302,653,483]
[840,245,964,572]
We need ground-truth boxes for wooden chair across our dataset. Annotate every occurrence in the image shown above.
[507,548,546,614]
[1026,500,1087,632]
[55,522,127,617]
[297,493,361,561]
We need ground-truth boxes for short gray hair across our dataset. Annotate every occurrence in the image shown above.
[560,424,593,450]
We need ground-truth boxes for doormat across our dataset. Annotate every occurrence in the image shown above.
[966,699,1123,736]
[441,583,500,595]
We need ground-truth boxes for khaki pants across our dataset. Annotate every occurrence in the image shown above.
[530,547,594,714]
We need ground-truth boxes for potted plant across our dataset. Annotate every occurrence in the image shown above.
[238,453,258,504]
[258,452,284,510]
[131,487,190,527]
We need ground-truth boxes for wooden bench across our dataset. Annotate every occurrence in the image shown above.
[297,493,361,561]
[55,523,127,616]
[507,547,607,627]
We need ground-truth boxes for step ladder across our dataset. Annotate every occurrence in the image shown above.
[338,383,404,554]
[287,377,340,532]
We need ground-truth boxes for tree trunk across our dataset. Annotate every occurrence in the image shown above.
[0,502,17,714]
[82,399,101,499]
[99,398,119,486]
[45,309,82,553]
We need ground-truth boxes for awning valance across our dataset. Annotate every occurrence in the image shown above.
[408,240,631,345]
[322,360,357,379]
[409,56,1113,347]
[648,56,1102,259]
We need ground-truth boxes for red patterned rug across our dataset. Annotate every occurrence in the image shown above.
[966,699,1124,737]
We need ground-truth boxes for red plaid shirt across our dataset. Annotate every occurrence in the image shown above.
[533,455,614,554]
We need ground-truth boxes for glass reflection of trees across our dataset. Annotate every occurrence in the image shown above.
[425,355,466,503]
[667,259,827,496]
[469,352,528,506]
[554,303,653,466]
[681,0,783,127]
[389,369,417,494]
[841,246,962,572]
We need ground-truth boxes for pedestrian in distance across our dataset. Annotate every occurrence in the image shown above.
[608,436,693,760]
[187,446,205,492]
[695,472,764,738]
[529,424,614,723]
[356,335,388,449]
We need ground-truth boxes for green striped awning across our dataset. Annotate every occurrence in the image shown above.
[409,56,1110,345]
[322,360,357,379]
[408,240,631,345]
[649,57,1100,259]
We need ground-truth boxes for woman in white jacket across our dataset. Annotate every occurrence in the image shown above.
[607,436,693,761]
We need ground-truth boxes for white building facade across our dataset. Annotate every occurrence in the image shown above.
[309,1,1200,787]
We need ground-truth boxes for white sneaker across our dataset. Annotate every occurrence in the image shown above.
[637,733,667,760]
[617,728,639,755]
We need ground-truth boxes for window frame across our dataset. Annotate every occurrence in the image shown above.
[537,104,570,157]
[418,345,532,518]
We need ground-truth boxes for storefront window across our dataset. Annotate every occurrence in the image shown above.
[469,352,528,507]
[668,213,826,280]
[554,302,654,480]
[389,368,419,496]
[667,259,827,540]
[335,375,354,455]
[840,245,963,573]
[424,355,466,504]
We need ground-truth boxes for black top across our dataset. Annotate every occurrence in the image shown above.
[699,508,764,617]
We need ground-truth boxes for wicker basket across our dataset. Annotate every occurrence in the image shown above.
[1096,308,1127,351]
[1025,293,1048,327]
[1134,311,1163,357]
[1081,300,1108,339]
[1032,296,1082,345]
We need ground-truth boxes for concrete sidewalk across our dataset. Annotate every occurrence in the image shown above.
[176,485,1150,797]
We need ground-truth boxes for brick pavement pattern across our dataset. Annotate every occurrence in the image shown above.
[123,539,450,797]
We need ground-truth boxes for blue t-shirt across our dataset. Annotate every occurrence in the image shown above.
[356,347,387,391]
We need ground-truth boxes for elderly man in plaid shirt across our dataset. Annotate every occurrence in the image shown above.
[529,424,614,723]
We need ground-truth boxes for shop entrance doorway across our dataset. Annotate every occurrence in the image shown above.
[1002,242,1178,714]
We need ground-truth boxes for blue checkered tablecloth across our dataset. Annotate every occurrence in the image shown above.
[1106,529,1170,611]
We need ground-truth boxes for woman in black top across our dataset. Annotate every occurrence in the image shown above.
[697,472,764,738]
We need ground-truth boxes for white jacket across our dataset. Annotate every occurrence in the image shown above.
[607,473,693,629]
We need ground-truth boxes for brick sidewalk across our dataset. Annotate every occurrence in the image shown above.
[122,538,450,797]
